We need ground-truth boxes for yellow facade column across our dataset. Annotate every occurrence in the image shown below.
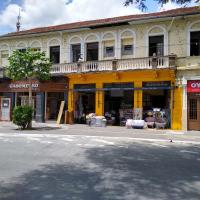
[171,85,183,130]
[95,82,104,116]
[68,82,74,124]
[134,81,143,109]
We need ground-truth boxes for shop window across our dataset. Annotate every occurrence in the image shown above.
[190,31,200,56]
[50,46,60,64]
[86,42,98,61]
[71,44,81,62]
[104,46,114,57]
[149,35,164,56]
[0,50,9,67]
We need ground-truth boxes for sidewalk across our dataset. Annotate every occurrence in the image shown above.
[0,121,200,144]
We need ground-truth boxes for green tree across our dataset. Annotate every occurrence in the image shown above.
[7,48,51,126]
[124,0,199,10]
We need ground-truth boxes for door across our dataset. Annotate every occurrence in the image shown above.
[1,98,11,121]
[188,96,200,130]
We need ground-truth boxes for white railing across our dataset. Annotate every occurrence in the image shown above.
[117,57,152,70]
[51,60,112,74]
[50,56,175,74]
[51,63,77,74]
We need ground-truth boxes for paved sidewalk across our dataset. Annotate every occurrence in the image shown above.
[0,121,200,144]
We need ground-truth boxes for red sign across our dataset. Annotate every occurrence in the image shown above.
[187,80,200,93]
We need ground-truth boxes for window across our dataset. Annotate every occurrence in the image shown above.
[71,44,81,62]
[50,46,60,64]
[190,31,200,56]
[122,44,133,55]
[31,47,41,52]
[0,50,9,67]
[86,42,98,61]
[18,48,26,53]
[149,35,164,56]
[104,46,114,57]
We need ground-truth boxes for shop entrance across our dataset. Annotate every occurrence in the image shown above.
[104,83,134,126]
[0,98,11,121]
[16,92,36,118]
[46,92,65,120]
[188,95,200,131]
[142,82,171,128]
[74,91,95,123]
[74,83,96,124]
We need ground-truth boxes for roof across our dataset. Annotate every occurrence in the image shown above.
[1,6,200,38]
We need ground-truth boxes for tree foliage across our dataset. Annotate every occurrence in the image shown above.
[124,0,200,10]
[13,106,33,129]
[7,48,51,81]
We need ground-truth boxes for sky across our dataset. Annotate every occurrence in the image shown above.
[0,0,198,35]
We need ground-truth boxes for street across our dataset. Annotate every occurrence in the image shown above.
[0,126,200,200]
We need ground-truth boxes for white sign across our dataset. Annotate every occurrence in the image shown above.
[9,83,39,89]
[191,82,200,88]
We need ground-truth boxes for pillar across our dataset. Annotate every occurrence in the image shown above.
[134,81,143,108]
[95,82,104,116]
[171,86,183,130]
[133,81,143,120]
[35,92,45,122]
[68,83,74,124]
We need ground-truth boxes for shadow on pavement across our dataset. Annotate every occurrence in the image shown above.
[0,144,200,200]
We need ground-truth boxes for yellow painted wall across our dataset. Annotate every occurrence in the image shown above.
[66,69,182,129]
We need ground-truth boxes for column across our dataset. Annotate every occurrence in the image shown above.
[35,92,45,122]
[171,85,183,130]
[133,81,143,119]
[68,83,74,124]
[95,82,104,116]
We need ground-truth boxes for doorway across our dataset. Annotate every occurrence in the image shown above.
[74,92,95,123]
[46,92,64,120]
[0,98,11,121]
[188,95,200,130]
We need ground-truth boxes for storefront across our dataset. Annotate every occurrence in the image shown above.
[187,80,200,131]
[0,77,68,122]
[67,70,182,129]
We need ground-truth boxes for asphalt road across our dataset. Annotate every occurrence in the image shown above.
[0,132,200,200]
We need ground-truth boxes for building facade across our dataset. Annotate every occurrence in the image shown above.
[0,6,199,129]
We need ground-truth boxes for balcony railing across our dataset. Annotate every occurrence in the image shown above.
[51,55,176,75]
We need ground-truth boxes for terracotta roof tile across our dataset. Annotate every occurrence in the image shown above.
[1,6,200,38]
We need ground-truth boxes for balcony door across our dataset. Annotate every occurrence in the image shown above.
[149,35,164,56]
[86,42,98,61]
[188,96,200,131]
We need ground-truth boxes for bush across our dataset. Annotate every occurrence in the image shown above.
[13,106,33,129]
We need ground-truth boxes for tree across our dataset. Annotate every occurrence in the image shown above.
[7,48,51,125]
[124,0,199,10]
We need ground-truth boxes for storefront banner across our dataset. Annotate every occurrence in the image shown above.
[187,80,200,93]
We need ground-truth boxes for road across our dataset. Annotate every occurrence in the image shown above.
[0,131,200,200]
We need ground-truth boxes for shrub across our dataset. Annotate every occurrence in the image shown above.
[13,106,33,129]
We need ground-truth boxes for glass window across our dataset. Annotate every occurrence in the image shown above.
[104,46,114,57]
[149,35,164,56]
[190,31,200,56]
[86,42,98,61]
[50,46,60,64]
[71,44,81,62]
[0,50,9,66]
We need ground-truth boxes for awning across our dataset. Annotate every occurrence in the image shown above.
[72,86,173,92]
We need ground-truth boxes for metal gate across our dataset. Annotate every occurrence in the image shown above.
[188,96,200,131]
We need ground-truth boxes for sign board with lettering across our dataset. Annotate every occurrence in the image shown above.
[187,80,200,93]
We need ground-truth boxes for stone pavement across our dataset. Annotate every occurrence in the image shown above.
[0,121,200,144]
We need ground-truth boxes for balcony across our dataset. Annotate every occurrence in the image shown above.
[51,55,176,75]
